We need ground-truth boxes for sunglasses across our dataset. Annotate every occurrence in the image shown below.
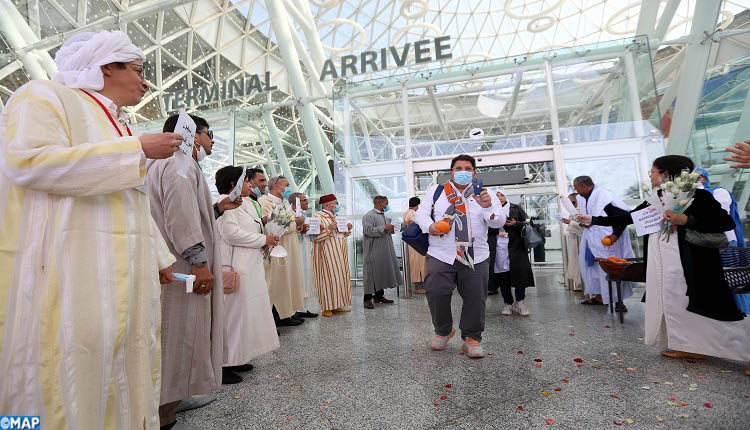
[197,129,214,139]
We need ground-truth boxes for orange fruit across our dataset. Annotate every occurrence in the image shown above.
[606,256,619,263]
[435,220,451,233]
[601,237,613,246]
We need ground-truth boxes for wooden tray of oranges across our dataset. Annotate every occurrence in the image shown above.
[595,256,632,278]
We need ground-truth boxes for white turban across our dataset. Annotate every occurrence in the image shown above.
[52,30,144,91]
[495,186,506,195]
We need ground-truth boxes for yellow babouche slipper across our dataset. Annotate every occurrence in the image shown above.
[322,310,333,317]
[332,307,351,313]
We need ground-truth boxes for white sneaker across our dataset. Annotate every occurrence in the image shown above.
[513,300,530,316]
[501,304,513,316]
[431,328,456,350]
[461,338,486,358]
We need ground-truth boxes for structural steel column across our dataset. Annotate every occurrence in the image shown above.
[266,0,336,194]
[666,0,722,155]
[262,110,299,190]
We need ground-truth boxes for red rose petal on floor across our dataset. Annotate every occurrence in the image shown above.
[535,365,543,369]
[517,405,524,411]
[605,325,611,328]
[698,375,707,379]
[613,420,622,426]
[545,418,555,425]
[574,358,583,363]
[433,402,439,406]
[488,353,495,356]
[610,395,619,399]
[534,358,543,362]
[704,403,713,408]
[569,333,575,336]
[679,402,688,407]
[445,384,452,388]
[561,379,569,383]
[554,387,561,391]
[668,396,677,401]
[577,364,583,368]
[517,350,524,354]
[440,395,447,400]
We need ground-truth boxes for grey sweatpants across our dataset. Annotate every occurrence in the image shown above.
[425,256,489,342]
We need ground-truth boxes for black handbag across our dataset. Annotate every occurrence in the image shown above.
[401,185,444,256]
[521,224,544,249]
[685,229,728,248]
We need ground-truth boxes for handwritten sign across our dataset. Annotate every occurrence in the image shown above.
[229,165,246,202]
[174,111,196,178]
[306,217,321,235]
[336,216,350,233]
[632,206,663,236]
[392,219,402,234]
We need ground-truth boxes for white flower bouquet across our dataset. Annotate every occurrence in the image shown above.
[643,169,701,241]
[264,204,296,259]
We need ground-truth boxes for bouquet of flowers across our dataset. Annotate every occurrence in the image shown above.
[264,204,296,259]
[642,169,700,241]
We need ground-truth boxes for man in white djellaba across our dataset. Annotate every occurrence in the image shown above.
[0,30,183,429]
[573,176,635,312]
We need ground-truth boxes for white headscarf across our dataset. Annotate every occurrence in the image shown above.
[52,30,144,91]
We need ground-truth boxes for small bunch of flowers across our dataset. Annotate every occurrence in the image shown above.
[643,169,700,241]
[263,204,296,259]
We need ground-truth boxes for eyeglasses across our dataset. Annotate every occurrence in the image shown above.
[197,129,214,139]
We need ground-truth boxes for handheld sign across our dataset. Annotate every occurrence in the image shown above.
[336,216,349,233]
[392,219,402,234]
[631,206,663,236]
[229,165,246,202]
[306,217,321,235]
[174,111,196,178]
[295,197,303,217]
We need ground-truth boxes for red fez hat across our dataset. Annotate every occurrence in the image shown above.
[319,194,337,204]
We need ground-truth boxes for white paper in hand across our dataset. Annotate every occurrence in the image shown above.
[306,217,321,235]
[559,195,577,217]
[174,111,196,178]
[229,165,246,202]
[295,197,303,217]
[392,219,402,234]
[336,216,349,233]
[631,206,663,236]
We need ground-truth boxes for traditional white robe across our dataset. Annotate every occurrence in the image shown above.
[577,186,635,303]
[563,215,584,291]
[0,80,175,429]
[258,194,305,319]
[645,233,750,361]
[146,157,223,406]
[216,196,279,366]
[493,203,512,274]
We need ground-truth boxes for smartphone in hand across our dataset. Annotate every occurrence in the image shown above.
[472,177,484,195]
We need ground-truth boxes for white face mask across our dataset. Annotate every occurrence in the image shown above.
[195,145,207,162]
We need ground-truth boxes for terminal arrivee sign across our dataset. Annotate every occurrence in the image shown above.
[163,36,453,110]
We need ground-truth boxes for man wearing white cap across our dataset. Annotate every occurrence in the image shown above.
[0,30,184,429]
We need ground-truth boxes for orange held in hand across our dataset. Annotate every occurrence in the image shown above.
[601,237,613,246]
[435,220,451,233]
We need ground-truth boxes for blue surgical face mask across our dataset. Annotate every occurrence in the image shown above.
[281,187,293,199]
[250,186,261,196]
[383,205,390,213]
[333,204,341,213]
[453,171,473,185]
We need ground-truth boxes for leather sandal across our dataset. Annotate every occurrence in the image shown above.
[660,349,707,359]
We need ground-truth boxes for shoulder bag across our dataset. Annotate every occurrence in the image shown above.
[684,229,728,248]
[401,185,444,256]
[222,245,239,294]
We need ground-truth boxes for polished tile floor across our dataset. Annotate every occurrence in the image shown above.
[181,270,749,429]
